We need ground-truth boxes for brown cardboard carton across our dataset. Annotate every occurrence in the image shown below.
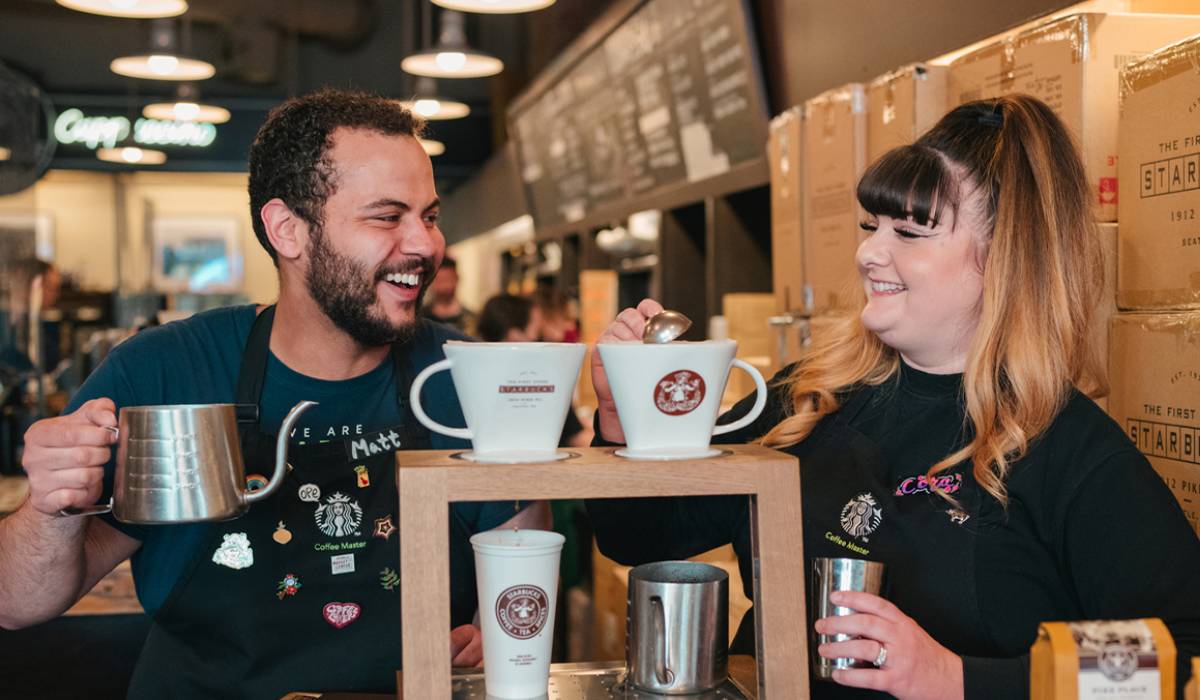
[1117,34,1200,310]
[768,107,804,313]
[867,64,949,163]
[948,13,1200,222]
[1107,312,1200,535]
[577,269,618,410]
[723,293,776,358]
[803,85,867,313]
[1093,223,1118,410]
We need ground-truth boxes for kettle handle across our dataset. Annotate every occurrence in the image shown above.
[650,595,675,687]
[245,400,317,505]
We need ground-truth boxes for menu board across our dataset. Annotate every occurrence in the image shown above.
[510,0,768,227]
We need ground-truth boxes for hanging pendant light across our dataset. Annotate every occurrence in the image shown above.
[57,0,187,19]
[0,147,10,162]
[143,82,230,123]
[432,0,554,13]
[419,139,446,156]
[111,17,215,81]
[97,144,168,165]
[398,77,470,120]
[402,10,503,78]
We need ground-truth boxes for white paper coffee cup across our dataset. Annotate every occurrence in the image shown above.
[471,529,565,699]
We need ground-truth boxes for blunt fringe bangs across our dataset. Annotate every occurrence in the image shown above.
[856,144,960,228]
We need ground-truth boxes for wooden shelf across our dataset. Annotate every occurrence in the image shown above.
[396,444,808,698]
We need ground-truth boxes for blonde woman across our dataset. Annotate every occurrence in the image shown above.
[587,95,1200,699]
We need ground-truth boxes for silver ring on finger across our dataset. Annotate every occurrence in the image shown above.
[873,642,888,668]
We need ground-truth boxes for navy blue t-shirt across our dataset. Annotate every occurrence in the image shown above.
[65,304,519,615]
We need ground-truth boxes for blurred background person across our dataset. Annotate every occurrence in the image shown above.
[532,286,579,343]
[422,257,477,335]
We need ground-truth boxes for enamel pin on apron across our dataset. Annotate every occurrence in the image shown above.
[276,573,301,599]
[212,533,254,570]
[379,568,400,591]
[322,602,361,629]
[373,514,396,540]
[354,465,370,488]
[272,521,292,544]
[297,483,321,503]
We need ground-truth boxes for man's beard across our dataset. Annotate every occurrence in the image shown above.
[305,225,432,347]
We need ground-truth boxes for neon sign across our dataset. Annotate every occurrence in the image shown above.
[54,108,217,150]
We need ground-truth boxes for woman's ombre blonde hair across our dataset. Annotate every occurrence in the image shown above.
[761,95,1107,505]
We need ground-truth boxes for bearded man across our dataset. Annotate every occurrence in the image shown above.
[0,89,541,698]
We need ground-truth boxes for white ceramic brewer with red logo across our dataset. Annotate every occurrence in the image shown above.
[470,529,565,699]
[409,341,586,463]
[597,339,767,460]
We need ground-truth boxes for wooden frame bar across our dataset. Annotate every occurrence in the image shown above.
[398,444,807,698]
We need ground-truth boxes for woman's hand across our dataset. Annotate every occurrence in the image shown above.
[590,298,664,443]
[814,591,963,700]
[450,623,483,667]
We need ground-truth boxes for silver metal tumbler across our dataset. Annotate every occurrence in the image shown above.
[811,557,886,681]
[626,561,729,694]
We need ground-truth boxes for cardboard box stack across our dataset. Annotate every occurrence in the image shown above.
[1107,34,1200,536]
[802,84,868,314]
[1107,314,1200,535]
[1117,34,1200,311]
[947,13,1200,222]
[768,107,804,315]
[867,64,949,162]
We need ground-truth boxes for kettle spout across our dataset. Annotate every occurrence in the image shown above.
[244,400,317,505]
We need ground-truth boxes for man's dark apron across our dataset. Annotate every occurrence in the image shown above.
[731,386,1006,699]
[127,306,478,698]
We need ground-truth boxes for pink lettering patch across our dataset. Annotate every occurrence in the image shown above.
[322,602,361,629]
[894,473,962,497]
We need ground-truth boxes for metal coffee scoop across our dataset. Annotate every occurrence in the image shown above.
[642,310,692,344]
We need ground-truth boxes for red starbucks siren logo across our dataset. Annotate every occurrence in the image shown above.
[495,585,550,640]
[654,370,706,416]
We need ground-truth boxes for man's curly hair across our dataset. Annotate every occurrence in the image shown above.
[248,88,426,264]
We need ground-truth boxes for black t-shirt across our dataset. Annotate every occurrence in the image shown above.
[587,362,1200,699]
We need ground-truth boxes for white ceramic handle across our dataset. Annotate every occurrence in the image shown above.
[712,359,768,436]
[408,358,473,440]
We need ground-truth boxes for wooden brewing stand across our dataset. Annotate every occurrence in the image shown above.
[396,445,809,698]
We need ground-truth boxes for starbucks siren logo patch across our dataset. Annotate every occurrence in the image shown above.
[840,492,882,541]
[314,492,363,537]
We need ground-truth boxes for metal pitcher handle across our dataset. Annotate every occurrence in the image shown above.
[58,498,113,517]
[244,400,317,505]
[650,595,675,687]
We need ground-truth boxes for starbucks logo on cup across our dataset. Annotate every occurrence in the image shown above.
[495,585,550,640]
[654,370,706,416]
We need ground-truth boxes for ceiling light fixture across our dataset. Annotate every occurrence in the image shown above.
[398,77,470,120]
[97,145,168,165]
[111,17,215,81]
[143,83,230,123]
[401,10,503,78]
[419,139,446,156]
[432,0,554,13]
[56,0,188,19]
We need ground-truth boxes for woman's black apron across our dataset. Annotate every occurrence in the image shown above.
[127,306,479,698]
[731,385,1003,699]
